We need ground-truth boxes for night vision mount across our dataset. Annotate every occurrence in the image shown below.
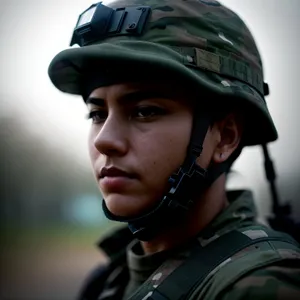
[70,2,151,47]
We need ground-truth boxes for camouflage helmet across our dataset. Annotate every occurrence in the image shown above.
[48,0,278,146]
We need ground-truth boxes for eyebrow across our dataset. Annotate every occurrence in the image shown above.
[85,90,173,107]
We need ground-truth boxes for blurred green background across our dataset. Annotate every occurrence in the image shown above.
[1,0,300,299]
[1,111,121,299]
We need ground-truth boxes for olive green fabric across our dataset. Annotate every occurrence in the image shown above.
[48,0,278,145]
[95,190,300,300]
[122,240,172,299]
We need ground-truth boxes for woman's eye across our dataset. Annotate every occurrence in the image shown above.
[134,106,165,119]
[87,111,107,124]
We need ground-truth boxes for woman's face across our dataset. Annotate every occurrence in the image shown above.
[87,82,206,217]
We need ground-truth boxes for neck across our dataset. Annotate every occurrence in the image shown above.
[141,174,228,254]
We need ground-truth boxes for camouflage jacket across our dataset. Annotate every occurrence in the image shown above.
[79,190,300,300]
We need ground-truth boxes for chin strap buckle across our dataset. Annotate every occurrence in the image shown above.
[165,161,207,211]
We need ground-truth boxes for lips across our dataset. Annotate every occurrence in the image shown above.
[98,167,137,192]
[99,167,136,179]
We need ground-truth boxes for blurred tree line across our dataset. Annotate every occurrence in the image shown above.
[1,105,100,226]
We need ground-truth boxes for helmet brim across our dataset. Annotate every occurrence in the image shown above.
[48,41,278,146]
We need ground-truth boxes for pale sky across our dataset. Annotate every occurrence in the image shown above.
[1,0,300,218]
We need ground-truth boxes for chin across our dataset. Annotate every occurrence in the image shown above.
[104,194,155,218]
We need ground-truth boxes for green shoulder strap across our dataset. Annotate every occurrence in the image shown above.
[127,229,299,300]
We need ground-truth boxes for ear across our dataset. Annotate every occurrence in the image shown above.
[212,113,243,164]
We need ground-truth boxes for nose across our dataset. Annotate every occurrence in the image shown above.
[93,114,128,157]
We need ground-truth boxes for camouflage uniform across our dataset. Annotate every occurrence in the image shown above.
[80,190,300,300]
[47,0,300,299]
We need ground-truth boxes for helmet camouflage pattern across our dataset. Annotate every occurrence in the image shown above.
[48,0,278,146]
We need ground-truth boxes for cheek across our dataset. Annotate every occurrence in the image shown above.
[88,129,99,163]
[138,118,192,189]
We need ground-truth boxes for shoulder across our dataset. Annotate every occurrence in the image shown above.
[189,226,300,300]
[220,263,300,300]
[189,251,300,300]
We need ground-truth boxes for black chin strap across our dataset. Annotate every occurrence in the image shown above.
[102,115,229,241]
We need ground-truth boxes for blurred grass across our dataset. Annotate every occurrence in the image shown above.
[0,221,121,250]
[0,222,123,300]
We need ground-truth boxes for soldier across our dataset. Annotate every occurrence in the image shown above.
[48,0,300,299]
